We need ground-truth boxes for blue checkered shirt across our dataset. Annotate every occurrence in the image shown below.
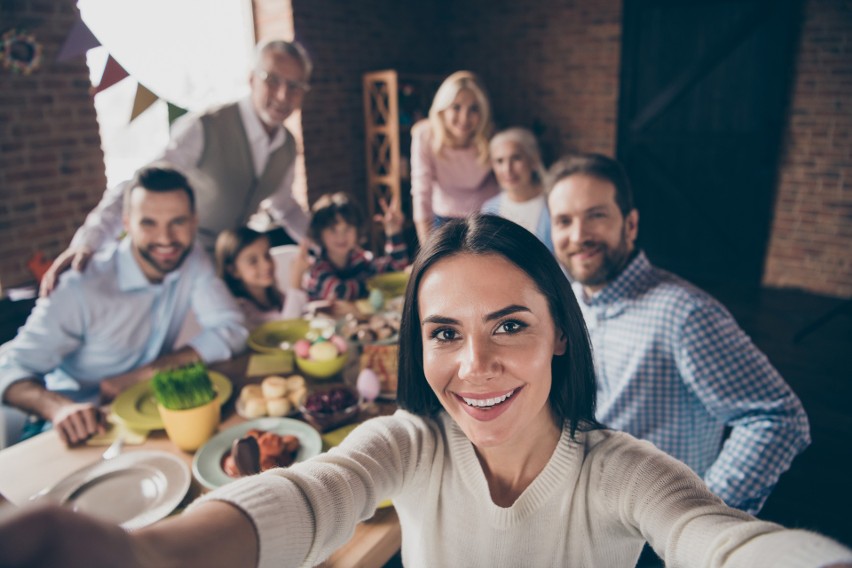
[573,251,810,514]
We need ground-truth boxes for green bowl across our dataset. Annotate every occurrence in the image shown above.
[295,351,348,380]
[247,319,311,354]
[366,272,409,298]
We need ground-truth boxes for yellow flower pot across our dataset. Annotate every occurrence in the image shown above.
[157,399,221,452]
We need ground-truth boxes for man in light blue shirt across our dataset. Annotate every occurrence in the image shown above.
[0,166,247,447]
[547,153,810,515]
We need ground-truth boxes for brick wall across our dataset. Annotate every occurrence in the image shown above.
[289,0,449,207]
[763,0,852,298]
[445,0,623,164]
[1,0,848,298]
[0,1,106,290]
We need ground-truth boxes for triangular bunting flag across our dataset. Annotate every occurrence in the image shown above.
[93,55,129,95]
[130,83,159,122]
[57,16,101,62]
[168,102,188,125]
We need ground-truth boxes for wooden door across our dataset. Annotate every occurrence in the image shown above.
[617,0,801,286]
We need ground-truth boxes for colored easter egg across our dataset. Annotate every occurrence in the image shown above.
[330,335,348,354]
[308,341,339,362]
[356,368,381,402]
[294,339,311,359]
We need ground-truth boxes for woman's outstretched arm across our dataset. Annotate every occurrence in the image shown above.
[0,501,258,568]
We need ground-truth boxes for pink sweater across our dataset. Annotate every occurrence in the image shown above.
[410,122,499,222]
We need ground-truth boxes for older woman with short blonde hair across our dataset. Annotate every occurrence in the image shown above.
[481,127,552,251]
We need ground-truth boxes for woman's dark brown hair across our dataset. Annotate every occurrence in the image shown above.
[397,213,602,438]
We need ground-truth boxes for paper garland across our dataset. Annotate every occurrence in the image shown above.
[93,54,130,94]
[168,102,188,125]
[56,17,100,62]
[130,83,159,121]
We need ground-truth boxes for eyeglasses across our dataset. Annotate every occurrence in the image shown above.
[255,70,311,94]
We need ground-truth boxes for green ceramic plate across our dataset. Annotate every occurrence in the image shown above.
[111,371,232,431]
[366,272,409,298]
[247,319,311,354]
[192,417,322,490]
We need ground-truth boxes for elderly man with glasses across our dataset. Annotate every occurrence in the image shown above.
[40,39,313,294]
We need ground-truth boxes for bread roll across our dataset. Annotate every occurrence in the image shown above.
[266,397,291,417]
[243,397,267,419]
[262,376,288,399]
[240,384,263,402]
[288,387,307,407]
[286,375,306,392]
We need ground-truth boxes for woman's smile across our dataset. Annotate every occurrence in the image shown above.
[453,386,523,421]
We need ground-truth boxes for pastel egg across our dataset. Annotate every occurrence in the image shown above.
[330,335,348,354]
[356,368,381,402]
[308,341,339,362]
[294,339,311,359]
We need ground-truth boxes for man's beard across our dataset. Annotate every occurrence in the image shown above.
[136,243,191,276]
[564,230,633,288]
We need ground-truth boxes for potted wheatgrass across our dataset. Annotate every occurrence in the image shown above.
[152,362,220,451]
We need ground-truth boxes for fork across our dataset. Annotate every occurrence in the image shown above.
[101,436,124,461]
[0,489,15,522]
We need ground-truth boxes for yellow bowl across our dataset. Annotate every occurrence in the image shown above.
[366,272,409,298]
[248,319,311,354]
[158,399,221,452]
[295,351,348,380]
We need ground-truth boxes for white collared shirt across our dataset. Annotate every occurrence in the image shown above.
[0,239,247,400]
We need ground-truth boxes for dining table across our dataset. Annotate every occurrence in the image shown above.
[0,354,402,568]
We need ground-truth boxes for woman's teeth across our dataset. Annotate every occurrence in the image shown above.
[462,390,515,408]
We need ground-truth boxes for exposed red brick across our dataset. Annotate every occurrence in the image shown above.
[765,0,852,297]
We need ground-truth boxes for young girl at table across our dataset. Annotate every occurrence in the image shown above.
[299,191,409,302]
[214,227,308,329]
[481,127,553,251]
[4,215,851,568]
[410,70,499,245]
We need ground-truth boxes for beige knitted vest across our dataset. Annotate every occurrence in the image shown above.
[194,103,295,249]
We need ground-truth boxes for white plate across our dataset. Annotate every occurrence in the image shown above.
[30,451,190,530]
[192,417,322,490]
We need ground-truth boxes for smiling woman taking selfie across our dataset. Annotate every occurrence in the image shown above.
[1,215,851,568]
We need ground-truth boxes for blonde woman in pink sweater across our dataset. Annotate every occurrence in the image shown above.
[410,71,499,245]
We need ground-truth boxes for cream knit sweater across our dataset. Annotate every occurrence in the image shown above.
[194,410,851,568]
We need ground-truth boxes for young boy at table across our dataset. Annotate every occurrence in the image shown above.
[298,192,410,302]
[0,215,850,568]
[0,166,247,448]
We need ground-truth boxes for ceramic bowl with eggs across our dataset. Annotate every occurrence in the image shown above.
[293,334,349,380]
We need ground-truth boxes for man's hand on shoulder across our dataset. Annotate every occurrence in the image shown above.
[49,402,106,446]
[39,246,93,297]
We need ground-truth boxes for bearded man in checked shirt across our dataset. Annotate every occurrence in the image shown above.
[547,153,810,515]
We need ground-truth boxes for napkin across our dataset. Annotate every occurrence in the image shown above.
[247,353,294,377]
[86,417,148,446]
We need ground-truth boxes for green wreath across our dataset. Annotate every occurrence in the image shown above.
[1,29,43,75]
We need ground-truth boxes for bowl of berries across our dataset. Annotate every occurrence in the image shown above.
[294,334,349,380]
[298,385,361,432]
